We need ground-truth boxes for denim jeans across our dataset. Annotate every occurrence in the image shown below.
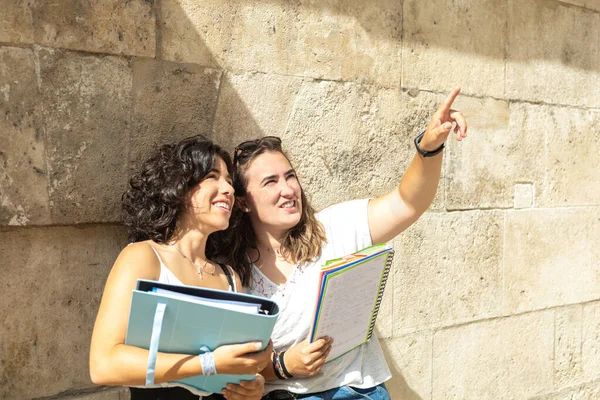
[264,383,390,400]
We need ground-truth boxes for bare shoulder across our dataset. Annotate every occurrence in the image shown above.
[111,240,161,282]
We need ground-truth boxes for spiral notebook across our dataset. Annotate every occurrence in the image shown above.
[308,244,394,361]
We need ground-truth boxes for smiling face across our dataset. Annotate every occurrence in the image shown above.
[240,151,303,236]
[184,156,235,233]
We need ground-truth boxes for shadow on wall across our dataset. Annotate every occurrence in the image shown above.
[157,1,434,212]
[161,0,600,75]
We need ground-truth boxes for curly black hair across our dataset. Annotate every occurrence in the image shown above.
[122,135,233,244]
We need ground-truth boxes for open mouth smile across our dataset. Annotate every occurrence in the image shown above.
[213,202,231,211]
[280,200,296,209]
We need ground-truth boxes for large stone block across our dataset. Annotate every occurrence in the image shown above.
[282,81,444,211]
[507,0,600,107]
[212,71,304,152]
[535,108,600,207]
[0,47,51,226]
[0,0,34,43]
[555,306,584,387]
[0,225,127,399]
[381,332,432,400]
[445,97,543,209]
[130,58,221,170]
[582,301,600,380]
[160,0,403,87]
[432,312,554,400]
[527,378,600,400]
[392,210,503,334]
[449,100,600,209]
[402,0,506,98]
[30,0,155,57]
[503,208,600,314]
[38,48,132,224]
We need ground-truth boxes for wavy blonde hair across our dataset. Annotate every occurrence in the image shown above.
[209,138,326,286]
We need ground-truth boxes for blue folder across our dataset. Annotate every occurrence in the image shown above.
[125,279,279,394]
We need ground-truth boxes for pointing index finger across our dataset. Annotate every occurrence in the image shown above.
[440,87,461,112]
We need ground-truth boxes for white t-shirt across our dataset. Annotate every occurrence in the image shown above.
[247,198,392,394]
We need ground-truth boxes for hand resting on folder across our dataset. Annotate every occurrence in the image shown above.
[89,136,271,400]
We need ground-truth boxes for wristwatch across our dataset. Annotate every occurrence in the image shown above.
[414,131,444,157]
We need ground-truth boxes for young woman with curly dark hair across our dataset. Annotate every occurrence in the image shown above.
[89,136,271,400]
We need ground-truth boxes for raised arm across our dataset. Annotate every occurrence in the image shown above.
[368,88,468,244]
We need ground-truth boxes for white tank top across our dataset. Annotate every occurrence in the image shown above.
[133,245,238,397]
[147,245,237,292]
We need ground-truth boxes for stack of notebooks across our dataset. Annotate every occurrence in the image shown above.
[309,244,394,361]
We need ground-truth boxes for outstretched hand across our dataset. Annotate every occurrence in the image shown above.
[419,88,468,152]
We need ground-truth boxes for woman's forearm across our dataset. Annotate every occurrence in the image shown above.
[398,151,443,216]
[90,344,202,386]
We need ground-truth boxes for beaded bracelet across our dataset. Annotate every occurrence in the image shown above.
[279,351,293,378]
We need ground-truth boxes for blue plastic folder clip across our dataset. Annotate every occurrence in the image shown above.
[125,279,280,394]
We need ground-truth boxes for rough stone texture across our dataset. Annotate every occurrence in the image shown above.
[282,81,444,211]
[582,302,600,380]
[38,47,132,224]
[446,100,596,211]
[433,312,554,400]
[159,0,236,68]
[445,97,543,210]
[514,183,534,209]
[47,387,131,400]
[212,71,304,152]
[555,306,584,387]
[160,0,403,87]
[393,210,503,335]
[0,225,127,399]
[503,208,600,314]
[130,58,221,171]
[527,378,600,400]
[30,0,156,57]
[381,332,432,400]
[0,0,34,43]
[558,0,600,12]
[535,108,600,207]
[0,47,51,226]
[2,0,600,397]
[402,0,506,98]
[507,0,600,107]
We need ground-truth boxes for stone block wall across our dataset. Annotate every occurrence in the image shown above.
[1,0,599,399]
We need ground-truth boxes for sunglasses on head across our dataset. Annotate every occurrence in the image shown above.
[233,136,282,165]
